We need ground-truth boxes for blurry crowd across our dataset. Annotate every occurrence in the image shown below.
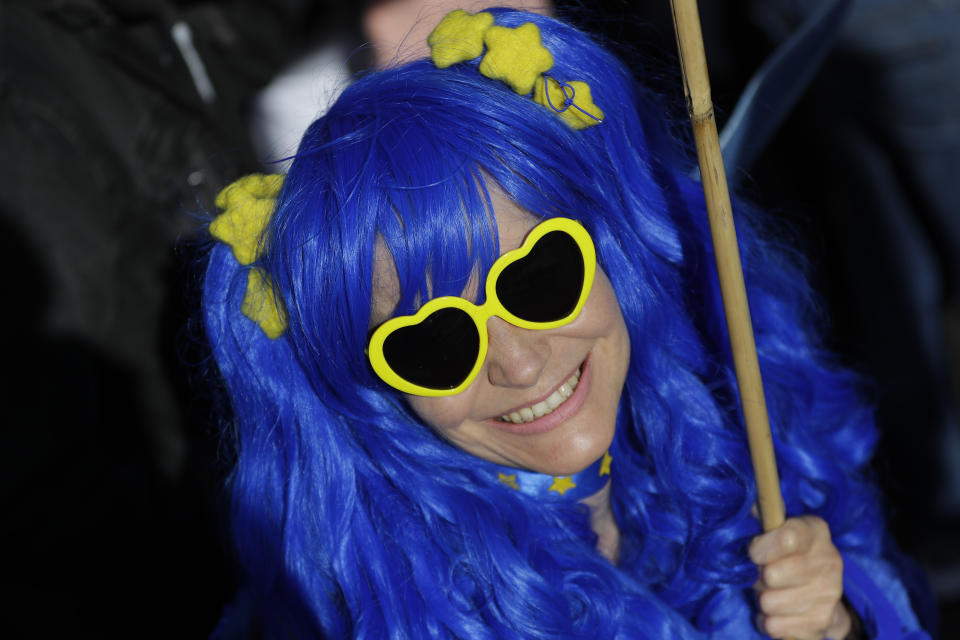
[2,0,957,635]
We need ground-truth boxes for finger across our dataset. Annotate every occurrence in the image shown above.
[753,576,767,593]
[825,601,854,640]
[756,582,840,617]
[755,610,837,640]
[761,555,809,589]
[761,542,843,590]
[749,518,811,564]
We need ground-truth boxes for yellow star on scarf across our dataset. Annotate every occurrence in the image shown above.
[428,10,494,69]
[210,173,283,265]
[599,451,613,476]
[549,476,576,496]
[241,267,288,339]
[498,472,519,490]
[533,76,604,129]
[479,23,553,95]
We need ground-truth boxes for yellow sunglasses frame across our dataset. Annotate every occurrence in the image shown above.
[367,217,596,397]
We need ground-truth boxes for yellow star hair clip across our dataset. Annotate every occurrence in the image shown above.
[425,11,604,131]
[212,174,288,339]
[479,22,553,95]
[533,76,604,129]
[428,9,494,69]
[241,267,288,340]
[210,173,283,265]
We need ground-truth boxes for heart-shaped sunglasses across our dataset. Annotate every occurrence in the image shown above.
[367,217,596,396]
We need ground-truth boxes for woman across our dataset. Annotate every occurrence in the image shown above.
[203,9,929,638]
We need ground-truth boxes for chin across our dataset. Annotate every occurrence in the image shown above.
[532,417,617,477]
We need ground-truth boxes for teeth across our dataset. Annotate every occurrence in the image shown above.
[531,401,549,417]
[499,367,582,424]
[545,391,564,410]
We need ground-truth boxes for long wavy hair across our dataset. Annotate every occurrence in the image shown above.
[203,9,884,638]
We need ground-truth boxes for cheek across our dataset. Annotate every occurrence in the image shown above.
[580,269,629,341]
[584,272,631,390]
[407,390,479,434]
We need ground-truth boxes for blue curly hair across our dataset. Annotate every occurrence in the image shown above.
[203,9,886,638]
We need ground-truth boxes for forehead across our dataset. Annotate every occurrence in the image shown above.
[369,188,539,325]
[488,187,540,250]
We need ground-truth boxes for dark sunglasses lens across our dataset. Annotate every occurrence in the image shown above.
[381,307,480,390]
[496,230,585,322]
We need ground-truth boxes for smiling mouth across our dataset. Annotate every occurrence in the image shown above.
[497,364,583,424]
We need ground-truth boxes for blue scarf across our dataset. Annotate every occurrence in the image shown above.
[493,451,611,500]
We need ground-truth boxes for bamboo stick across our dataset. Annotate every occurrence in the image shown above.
[668,0,785,534]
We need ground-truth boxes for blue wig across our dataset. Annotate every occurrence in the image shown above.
[204,9,888,638]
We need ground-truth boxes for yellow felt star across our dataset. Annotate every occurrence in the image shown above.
[497,472,519,490]
[241,267,287,339]
[210,174,284,265]
[599,451,613,476]
[427,10,494,69]
[549,476,576,496]
[533,76,604,129]
[479,23,553,95]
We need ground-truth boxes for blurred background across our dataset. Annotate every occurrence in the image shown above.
[2,0,957,636]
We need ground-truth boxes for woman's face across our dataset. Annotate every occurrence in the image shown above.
[371,190,630,476]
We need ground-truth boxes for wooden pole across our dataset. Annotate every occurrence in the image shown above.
[669,0,785,534]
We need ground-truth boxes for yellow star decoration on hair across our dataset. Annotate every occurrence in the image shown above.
[241,267,288,340]
[210,173,283,265]
[533,76,604,130]
[549,476,576,496]
[498,472,519,490]
[479,23,553,95]
[599,451,613,476]
[211,174,288,339]
[428,9,494,69]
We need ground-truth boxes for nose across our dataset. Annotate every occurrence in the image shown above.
[484,316,550,389]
